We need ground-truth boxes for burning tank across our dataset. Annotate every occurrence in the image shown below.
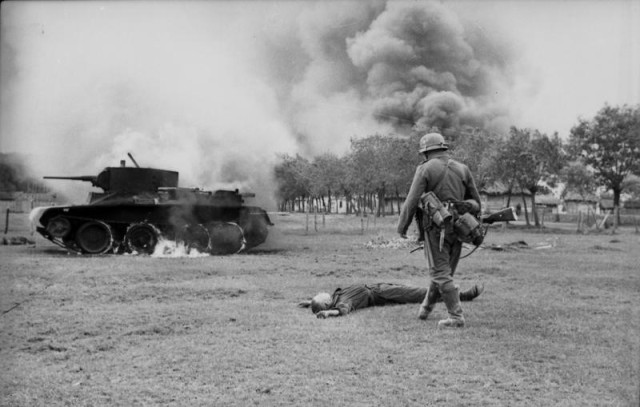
[30,154,273,255]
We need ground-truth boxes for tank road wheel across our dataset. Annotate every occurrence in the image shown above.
[206,222,245,255]
[241,216,269,250]
[75,221,114,254]
[125,223,161,255]
[181,224,211,254]
[45,216,72,238]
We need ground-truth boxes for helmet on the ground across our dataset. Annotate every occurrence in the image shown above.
[419,132,449,153]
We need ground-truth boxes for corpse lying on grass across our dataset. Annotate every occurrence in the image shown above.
[299,282,484,319]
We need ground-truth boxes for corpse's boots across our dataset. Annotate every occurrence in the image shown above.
[459,283,484,302]
[418,282,440,320]
[437,285,465,329]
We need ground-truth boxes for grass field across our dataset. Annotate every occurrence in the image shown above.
[1,212,639,406]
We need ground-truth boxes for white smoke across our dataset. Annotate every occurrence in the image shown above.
[1,1,520,205]
[1,2,297,206]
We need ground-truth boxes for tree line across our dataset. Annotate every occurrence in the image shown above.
[274,104,640,227]
[0,153,49,194]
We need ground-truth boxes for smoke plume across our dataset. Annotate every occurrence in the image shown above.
[1,1,518,205]
[261,1,517,144]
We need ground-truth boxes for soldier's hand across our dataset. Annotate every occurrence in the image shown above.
[316,311,329,319]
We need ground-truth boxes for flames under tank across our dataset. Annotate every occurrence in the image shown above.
[31,156,273,255]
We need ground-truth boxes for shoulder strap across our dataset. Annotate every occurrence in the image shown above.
[447,160,466,182]
[431,159,451,195]
[433,159,467,195]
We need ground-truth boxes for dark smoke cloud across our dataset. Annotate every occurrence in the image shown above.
[261,1,517,144]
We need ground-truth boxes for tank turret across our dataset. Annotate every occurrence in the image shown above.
[31,155,272,255]
[45,167,178,198]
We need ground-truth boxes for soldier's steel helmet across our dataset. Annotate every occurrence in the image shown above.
[419,132,449,153]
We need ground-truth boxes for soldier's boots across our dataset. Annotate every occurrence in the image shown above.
[459,283,484,302]
[437,285,465,329]
[418,282,440,320]
[437,317,465,329]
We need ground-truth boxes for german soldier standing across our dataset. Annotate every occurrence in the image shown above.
[397,133,482,328]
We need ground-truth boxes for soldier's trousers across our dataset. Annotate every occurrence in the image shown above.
[423,226,462,294]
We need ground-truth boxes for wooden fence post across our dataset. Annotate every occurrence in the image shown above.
[4,209,9,234]
[577,211,583,233]
[305,200,309,234]
[314,205,318,232]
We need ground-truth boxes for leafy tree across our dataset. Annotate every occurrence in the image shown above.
[569,104,640,223]
[273,154,311,211]
[348,135,389,215]
[275,152,356,214]
[491,130,525,215]
[308,153,346,213]
[0,153,49,193]
[336,153,359,214]
[497,127,565,227]
[348,136,380,214]
[349,134,420,216]
[559,161,596,201]
[390,133,422,214]
[0,161,21,192]
[622,174,640,198]
[451,127,505,191]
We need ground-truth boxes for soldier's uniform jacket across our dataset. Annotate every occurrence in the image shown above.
[328,283,428,316]
[397,150,481,235]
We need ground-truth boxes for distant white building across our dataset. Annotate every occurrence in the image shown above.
[0,192,59,213]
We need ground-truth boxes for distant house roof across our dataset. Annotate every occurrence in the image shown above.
[564,192,598,202]
[624,200,640,209]
[536,195,561,206]
[0,191,56,202]
[600,199,615,209]
[0,191,17,201]
[24,192,56,201]
[480,181,531,196]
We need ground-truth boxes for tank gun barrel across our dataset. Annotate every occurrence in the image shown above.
[44,175,99,186]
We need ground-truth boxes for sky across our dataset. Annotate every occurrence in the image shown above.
[0,0,638,204]
[454,0,639,135]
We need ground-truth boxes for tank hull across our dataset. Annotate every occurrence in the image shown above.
[37,162,272,255]
[32,202,272,255]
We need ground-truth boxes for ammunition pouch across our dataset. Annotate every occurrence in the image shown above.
[421,191,452,229]
[454,213,485,246]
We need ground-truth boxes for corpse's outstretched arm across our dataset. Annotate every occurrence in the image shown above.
[316,310,340,319]
[298,299,342,318]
